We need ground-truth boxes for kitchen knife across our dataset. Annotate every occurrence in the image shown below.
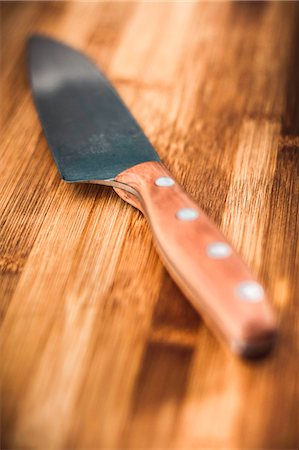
[28,35,277,357]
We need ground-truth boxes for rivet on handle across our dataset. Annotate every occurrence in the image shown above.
[207,242,232,259]
[176,208,199,221]
[155,177,175,187]
[236,281,264,302]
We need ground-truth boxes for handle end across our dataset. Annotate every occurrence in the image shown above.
[231,314,278,358]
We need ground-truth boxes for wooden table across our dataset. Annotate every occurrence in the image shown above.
[1,2,299,449]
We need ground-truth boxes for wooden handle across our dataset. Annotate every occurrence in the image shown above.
[114,161,277,357]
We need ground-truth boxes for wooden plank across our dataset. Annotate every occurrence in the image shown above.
[1,2,298,449]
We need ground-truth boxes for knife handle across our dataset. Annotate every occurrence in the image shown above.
[114,161,277,357]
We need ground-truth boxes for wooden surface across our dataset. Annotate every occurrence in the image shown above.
[1,2,299,449]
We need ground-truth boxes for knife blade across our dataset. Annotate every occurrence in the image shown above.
[28,34,277,357]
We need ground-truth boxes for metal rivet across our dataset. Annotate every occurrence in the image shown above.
[236,281,264,302]
[207,242,232,259]
[155,177,175,187]
[176,208,199,221]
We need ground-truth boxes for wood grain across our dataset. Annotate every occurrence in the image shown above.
[1,2,298,449]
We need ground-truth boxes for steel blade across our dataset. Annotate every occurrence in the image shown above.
[28,35,160,182]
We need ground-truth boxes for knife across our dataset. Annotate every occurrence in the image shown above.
[28,35,277,357]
